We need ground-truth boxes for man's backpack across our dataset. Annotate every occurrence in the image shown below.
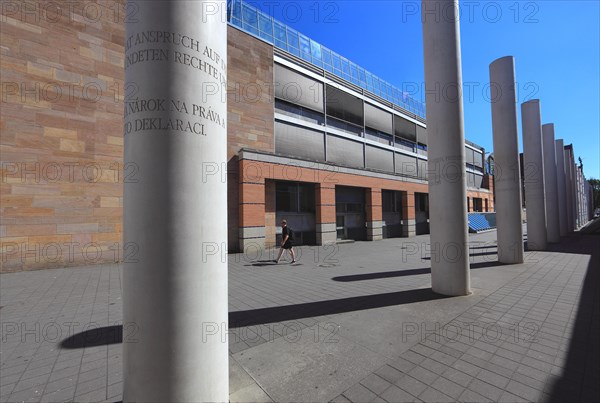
[287,227,294,240]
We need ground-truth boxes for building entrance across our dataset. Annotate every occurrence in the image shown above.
[335,186,366,241]
[382,190,403,238]
[415,192,430,235]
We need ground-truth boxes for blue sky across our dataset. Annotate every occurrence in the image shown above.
[251,0,600,179]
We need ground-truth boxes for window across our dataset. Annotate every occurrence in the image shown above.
[395,137,415,151]
[299,34,311,62]
[365,127,393,146]
[332,53,341,72]
[274,21,287,49]
[341,59,350,80]
[286,29,299,56]
[258,14,273,42]
[310,40,322,61]
[383,191,403,213]
[242,4,258,35]
[276,182,315,213]
[359,68,366,86]
[322,48,332,69]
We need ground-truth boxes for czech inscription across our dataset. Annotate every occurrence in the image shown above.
[124,30,226,137]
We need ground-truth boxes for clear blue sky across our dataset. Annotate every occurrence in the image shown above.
[252,0,600,179]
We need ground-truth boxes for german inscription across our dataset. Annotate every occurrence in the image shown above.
[124,30,226,137]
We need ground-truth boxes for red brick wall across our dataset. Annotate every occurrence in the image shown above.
[1,1,126,272]
[264,180,276,247]
[238,159,431,231]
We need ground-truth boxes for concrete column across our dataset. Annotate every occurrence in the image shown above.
[576,170,580,227]
[588,181,594,220]
[574,162,580,228]
[421,0,470,296]
[555,139,568,236]
[578,167,585,226]
[366,188,383,241]
[316,184,337,245]
[542,124,560,242]
[565,148,575,231]
[489,56,524,263]
[521,100,547,250]
[123,1,229,401]
[575,167,581,228]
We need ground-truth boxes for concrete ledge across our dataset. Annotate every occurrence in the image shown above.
[401,220,416,237]
[239,237,265,252]
[316,223,337,232]
[366,221,383,241]
[316,231,337,245]
[239,226,266,239]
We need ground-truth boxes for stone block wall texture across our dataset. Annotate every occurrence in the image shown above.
[0,5,276,270]
[1,1,126,272]
[227,27,274,252]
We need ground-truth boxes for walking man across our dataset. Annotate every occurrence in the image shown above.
[275,219,296,264]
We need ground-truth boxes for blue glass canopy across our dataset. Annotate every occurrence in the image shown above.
[227,0,426,119]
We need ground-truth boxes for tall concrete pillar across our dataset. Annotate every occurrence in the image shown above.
[123,1,229,401]
[421,0,470,296]
[489,56,523,263]
[575,164,582,228]
[564,148,574,231]
[521,100,547,250]
[571,163,579,229]
[555,139,567,236]
[542,124,560,242]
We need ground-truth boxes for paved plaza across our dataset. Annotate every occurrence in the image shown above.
[1,229,598,402]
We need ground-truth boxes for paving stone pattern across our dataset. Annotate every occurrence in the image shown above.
[1,231,598,402]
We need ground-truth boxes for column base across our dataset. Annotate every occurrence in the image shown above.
[316,223,337,245]
[366,221,383,241]
[402,219,416,237]
[239,226,266,252]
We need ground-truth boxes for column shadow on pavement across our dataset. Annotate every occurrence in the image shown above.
[59,288,450,348]
[228,287,450,328]
[546,234,600,402]
[332,260,508,282]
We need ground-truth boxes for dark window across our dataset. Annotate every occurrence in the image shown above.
[382,190,402,213]
[365,127,393,145]
[276,182,298,212]
[276,182,315,213]
[395,137,415,151]
[275,99,325,125]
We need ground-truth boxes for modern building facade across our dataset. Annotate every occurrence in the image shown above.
[0,0,493,271]
[228,0,493,252]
